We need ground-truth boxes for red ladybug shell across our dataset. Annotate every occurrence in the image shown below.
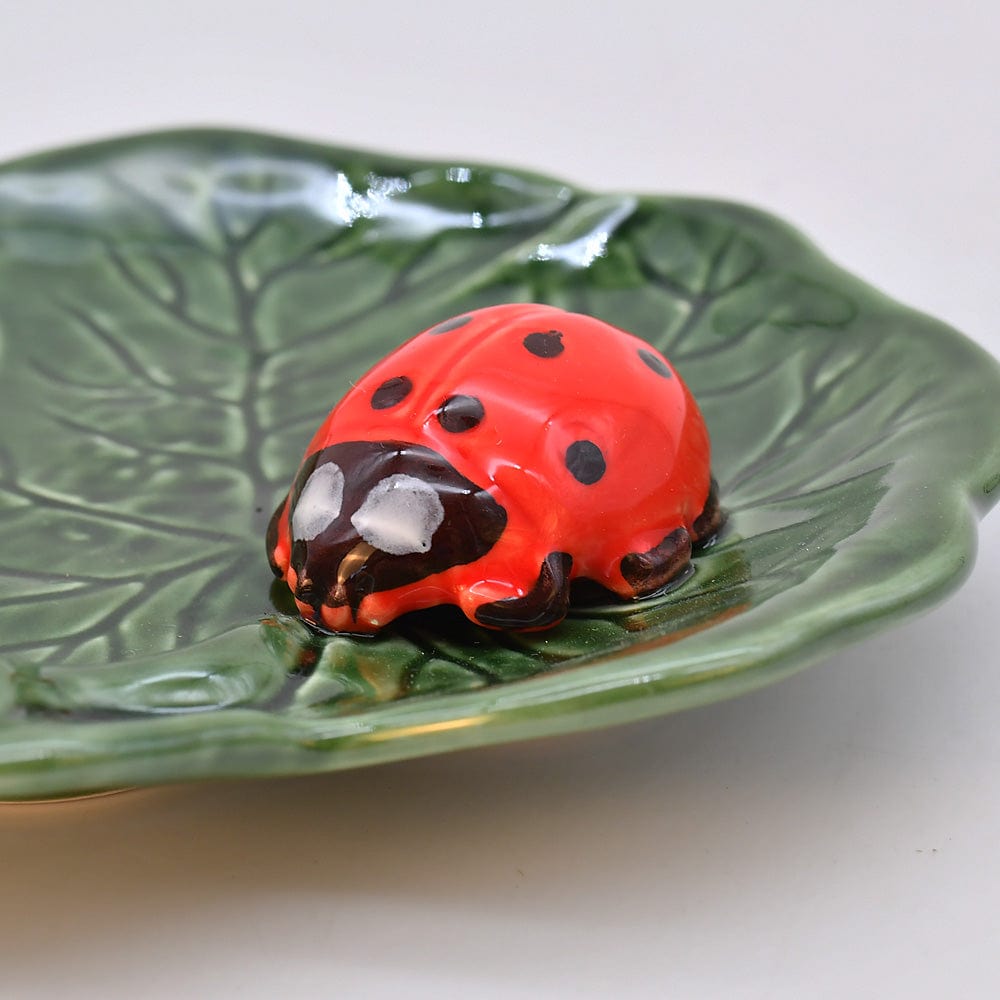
[267,303,721,634]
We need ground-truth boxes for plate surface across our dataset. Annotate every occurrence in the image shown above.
[0,129,997,798]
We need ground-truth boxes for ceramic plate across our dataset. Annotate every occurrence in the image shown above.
[0,129,997,799]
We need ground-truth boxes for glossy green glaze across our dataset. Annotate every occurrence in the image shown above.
[0,129,997,798]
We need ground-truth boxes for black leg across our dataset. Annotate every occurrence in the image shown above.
[620,527,692,596]
[692,476,725,546]
[475,552,573,630]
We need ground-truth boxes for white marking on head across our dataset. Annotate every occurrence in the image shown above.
[292,462,346,540]
[351,474,444,555]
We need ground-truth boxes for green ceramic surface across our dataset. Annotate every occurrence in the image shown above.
[0,129,997,798]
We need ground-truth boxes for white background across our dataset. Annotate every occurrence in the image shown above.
[1,2,998,996]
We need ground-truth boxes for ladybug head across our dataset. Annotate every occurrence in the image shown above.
[283,440,506,623]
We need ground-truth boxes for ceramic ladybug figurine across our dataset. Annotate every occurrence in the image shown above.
[267,303,723,634]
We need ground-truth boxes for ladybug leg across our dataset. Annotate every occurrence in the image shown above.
[692,476,725,547]
[474,552,573,630]
[620,527,692,597]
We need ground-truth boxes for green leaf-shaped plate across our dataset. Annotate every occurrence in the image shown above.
[0,129,998,799]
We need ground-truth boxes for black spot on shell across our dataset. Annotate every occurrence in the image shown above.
[565,440,606,485]
[427,314,472,335]
[523,330,564,358]
[436,394,484,433]
[371,376,412,409]
[638,348,672,378]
